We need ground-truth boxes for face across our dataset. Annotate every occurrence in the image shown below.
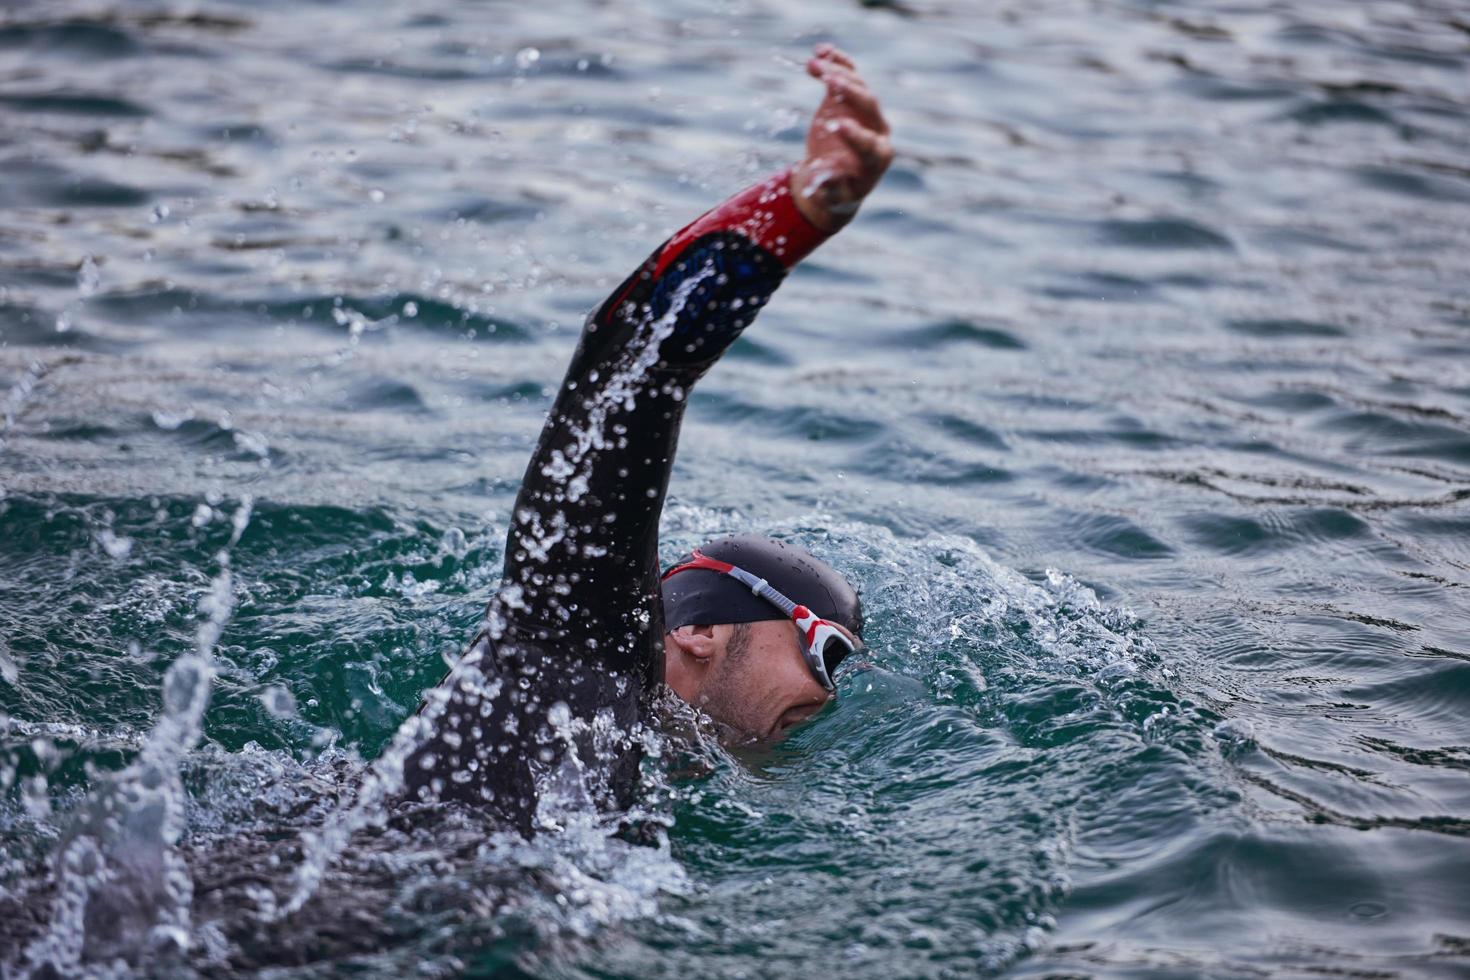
[664,620,839,742]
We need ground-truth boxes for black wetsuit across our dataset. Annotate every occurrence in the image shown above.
[400,172,830,834]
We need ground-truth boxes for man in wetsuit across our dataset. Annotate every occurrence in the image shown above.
[402,45,892,834]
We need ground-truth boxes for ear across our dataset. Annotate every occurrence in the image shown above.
[664,624,720,704]
[668,624,718,662]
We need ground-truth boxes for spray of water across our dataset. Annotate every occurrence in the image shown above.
[17,498,251,975]
[0,361,47,455]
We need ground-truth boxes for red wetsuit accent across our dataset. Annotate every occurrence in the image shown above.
[652,169,829,277]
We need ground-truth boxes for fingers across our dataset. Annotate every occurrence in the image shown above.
[806,43,856,80]
[814,43,855,71]
[805,47,888,136]
[835,118,893,169]
[798,42,893,197]
[822,68,888,134]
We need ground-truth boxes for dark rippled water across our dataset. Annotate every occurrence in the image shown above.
[3,0,1470,976]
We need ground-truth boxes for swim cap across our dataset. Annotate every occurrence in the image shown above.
[660,535,863,637]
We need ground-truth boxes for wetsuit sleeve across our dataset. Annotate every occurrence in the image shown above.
[401,171,830,831]
[496,170,831,668]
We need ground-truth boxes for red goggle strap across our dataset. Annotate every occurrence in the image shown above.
[661,550,735,580]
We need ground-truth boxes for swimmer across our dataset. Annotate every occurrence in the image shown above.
[402,44,892,833]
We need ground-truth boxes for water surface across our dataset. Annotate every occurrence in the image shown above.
[3,0,1470,976]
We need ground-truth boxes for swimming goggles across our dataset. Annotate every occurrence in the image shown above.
[661,548,858,692]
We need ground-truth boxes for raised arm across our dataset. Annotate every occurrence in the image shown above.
[402,46,891,830]
[493,44,892,668]
[491,174,824,671]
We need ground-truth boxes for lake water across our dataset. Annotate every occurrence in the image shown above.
[3,0,1469,975]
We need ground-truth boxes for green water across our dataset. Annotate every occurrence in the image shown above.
[4,0,1470,976]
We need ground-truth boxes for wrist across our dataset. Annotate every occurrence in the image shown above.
[790,161,857,233]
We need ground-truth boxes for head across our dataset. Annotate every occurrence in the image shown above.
[660,535,863,742]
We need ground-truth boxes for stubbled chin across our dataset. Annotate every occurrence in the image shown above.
[657,687,784,750]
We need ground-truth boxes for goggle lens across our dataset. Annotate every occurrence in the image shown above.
[802,621,857,692]
[821,633,853,682]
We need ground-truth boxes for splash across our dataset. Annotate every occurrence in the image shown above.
[0,361,47,453]
[16,499,250,975]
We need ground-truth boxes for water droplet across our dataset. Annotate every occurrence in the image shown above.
[147,924,190,955]
[151,408,195,430]
[515,46,541,70]
[21,773,49,819]
[0,642,18,685]
[259,685,298,719]
[77,255,100,297]
[229,495,254,545]
[440,525,468,559]
[163,655,213,719]
[97,528,133,559]
[233,430,269,458]
[368,188,386,204]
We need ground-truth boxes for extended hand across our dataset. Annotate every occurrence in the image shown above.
[791,44,894,233]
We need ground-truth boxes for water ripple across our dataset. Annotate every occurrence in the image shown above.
[4,0,1470,974]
